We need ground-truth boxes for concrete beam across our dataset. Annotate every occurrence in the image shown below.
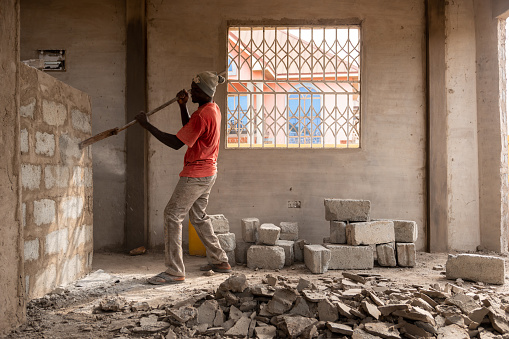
[427,0,449,252]
[125,0,147,249]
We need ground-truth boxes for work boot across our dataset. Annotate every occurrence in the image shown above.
[199,262,232,273]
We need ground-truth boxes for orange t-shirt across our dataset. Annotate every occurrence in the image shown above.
[176,102,221,177]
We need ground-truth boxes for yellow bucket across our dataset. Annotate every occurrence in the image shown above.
[188,220,206,256]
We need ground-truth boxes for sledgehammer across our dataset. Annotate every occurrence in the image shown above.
[78,71,226,149]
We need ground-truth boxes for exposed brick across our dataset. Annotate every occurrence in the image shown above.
[22,203,26,228]
[20,128,29,153]
[304,245,331,274]
[59,134,81,164]
[346,220,395,245]
[21,164,41,190]
[45,228,69,255]
[330,220,347,244]
[396,243,416,267]
[324,199,370,222]
[45,165,70,189]
[62,254,81,285]
[33,264,56,298]
[247,245,285,270]
[60,196,84,219]
[24,239,39,261]
[242,217,260,243]
[33,199,56,226]
[20,98,36,118]
[42,99,67,126]
[71,109,91,133]
[35,131,55,156]
[446,254,505,285]
[324,244,373,270]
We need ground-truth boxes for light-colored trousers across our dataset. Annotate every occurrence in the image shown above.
[163,174,228,277]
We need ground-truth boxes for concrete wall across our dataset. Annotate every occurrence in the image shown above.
[0,0,25,333]
[146,0,427,250]
[20,64,93,299]
[20,0,126,250]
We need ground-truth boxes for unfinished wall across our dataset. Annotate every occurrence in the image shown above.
[20,64,93,299]
[20,0,126,250]
[475,0,509,253]
[444,0,481,251]
[0,0,26,333]
[146,0,427,250]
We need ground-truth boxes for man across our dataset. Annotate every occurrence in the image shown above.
[135,71,231,285]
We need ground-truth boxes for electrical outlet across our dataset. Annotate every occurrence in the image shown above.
[287,200,301,208]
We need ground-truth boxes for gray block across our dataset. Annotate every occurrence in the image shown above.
[210,214,230,234]
[324,244,374,270]
[376,243,396,267]
[324,199,370,222]
[235,241,252,264]
[279,221,298,241]
[330,220,347,244]
[304,245,331,274]
[216,232,236,252]
[446,254,505,285]
[275,240,295,266]
[259,224,280,246]
[247,245,285,270]
[242,217,260,243]
[346,220,395,245]
[396,242,416,267]
[393,220,418,243]
[294,239,309,262]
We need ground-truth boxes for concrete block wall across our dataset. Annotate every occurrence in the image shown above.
[20,63,93,299]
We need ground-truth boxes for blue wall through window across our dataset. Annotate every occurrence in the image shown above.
[288,86,322,144]
[228,95,248,134]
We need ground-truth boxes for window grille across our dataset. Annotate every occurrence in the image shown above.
[227,26,361,149]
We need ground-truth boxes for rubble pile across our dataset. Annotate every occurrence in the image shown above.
[94,273,509,338]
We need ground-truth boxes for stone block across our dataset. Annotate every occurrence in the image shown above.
[247,245,285,270]
[346,220,395,245]
[59,134,81,164]
[235,241,252,264]
[294,239,309,262]
[72,166,93,187]
[21,164,41,190]
[330,220,347,244]
[324,199,370,222]
[304,245,331,274]
[45,228,69,254]
[393,220,418,243]
[396,243,416,267]
[42,99,67,126]
[20,128,29,153]
[225,250,236,267]
[35,131,55,156]
[60,196,84,219]
[446,254,505,285]
[45,165,70,189]
[275,240,295,266]
[241,217,260,243]
[216,232,236,252]
[33,199,56,226]
[279,221,298,240]
[20,98,35,118]
[259,223,280,245]
[210,214,229,233]
[24,239,39,261]
[324,244,374,270]
[376,243,396,267]
[71,109,91,133]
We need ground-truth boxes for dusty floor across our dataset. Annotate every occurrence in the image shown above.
[3,251,509,338]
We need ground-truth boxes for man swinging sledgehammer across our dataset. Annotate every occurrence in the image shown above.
[135,72,231,285]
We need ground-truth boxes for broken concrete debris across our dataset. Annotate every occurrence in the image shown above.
[89,271,509,338]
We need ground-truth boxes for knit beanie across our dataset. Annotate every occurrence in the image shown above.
[192,71,226,98]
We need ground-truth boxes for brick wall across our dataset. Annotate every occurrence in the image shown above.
[19,63,93,299]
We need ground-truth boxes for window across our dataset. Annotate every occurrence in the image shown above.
[227,26,361,148]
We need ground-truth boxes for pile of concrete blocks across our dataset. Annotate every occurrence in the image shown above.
[206,214,236,267]
[324,199,417,270]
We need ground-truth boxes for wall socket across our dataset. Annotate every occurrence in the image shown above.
[287,200,301,208]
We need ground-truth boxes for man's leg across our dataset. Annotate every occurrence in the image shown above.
[188,176,229,266]
[163,176,214,277]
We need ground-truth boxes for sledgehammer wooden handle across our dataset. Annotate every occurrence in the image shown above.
[78,91,186,149]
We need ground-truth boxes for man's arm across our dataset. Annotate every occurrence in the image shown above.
[135,112,185,150]
[177,89,191,126]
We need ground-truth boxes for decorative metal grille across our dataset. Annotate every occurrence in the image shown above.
[227,26,361,149]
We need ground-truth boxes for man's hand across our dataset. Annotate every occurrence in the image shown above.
[177,89,189,105]
[135,111,150,128]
